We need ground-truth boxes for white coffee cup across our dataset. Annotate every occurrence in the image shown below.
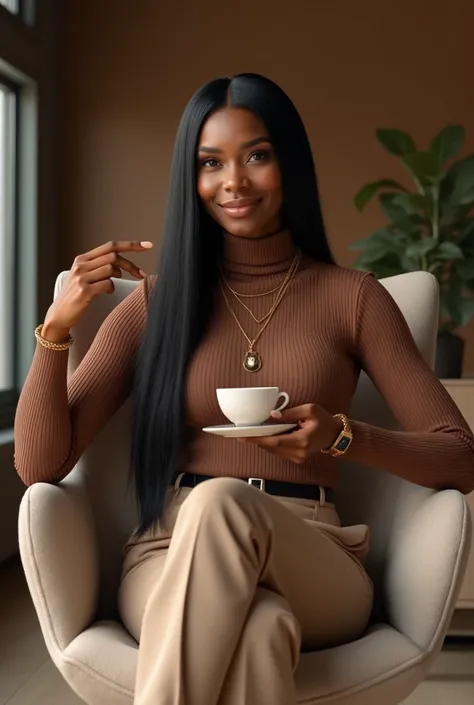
[216,387,290,427]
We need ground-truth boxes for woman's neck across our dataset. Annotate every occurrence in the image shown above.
[222,229,297,280]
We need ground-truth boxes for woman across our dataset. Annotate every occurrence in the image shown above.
[15,73,474,705]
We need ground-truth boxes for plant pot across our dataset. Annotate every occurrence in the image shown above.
[435,331,465,379]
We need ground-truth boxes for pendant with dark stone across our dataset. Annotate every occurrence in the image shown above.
[243,351,262,372]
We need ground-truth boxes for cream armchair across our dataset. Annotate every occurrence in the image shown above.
[18,271,472,705]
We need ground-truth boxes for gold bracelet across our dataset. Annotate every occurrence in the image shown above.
[35,324,74,351]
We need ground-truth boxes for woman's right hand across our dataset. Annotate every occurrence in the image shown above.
[41,240,153,342]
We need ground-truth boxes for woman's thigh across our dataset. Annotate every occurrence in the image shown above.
[265,500,373,649]
[118,486,191,641]
[118,482,373,649]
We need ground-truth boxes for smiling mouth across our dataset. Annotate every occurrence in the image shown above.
[219,198,262,218]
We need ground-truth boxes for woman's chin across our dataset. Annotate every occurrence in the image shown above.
[222,219,277,239]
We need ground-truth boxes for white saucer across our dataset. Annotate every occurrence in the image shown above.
[202,423,297,438]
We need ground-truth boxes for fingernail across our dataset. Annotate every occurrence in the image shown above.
[271,411,282,419]
[140,241,153,248]
[139,269,147,278]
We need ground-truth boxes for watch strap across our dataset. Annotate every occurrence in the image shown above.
[321,413,353,457]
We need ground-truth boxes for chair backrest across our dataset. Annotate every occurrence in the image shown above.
[56,270,439,619]
[338,272,439,620]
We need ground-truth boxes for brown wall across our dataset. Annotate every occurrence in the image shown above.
[58,0,474,371]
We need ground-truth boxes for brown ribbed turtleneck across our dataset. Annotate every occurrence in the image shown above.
[14,230,474,494]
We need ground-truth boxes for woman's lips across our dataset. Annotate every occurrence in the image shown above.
[219,198,262,218]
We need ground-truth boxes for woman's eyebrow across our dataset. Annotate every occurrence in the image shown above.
[240,137,272,149]
[198,137,272,154]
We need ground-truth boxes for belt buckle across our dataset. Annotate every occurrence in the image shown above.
[248,478,266,491]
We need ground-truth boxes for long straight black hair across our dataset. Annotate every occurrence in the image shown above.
[131,73,335,535]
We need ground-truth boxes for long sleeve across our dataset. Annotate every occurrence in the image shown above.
[14,278,150,486]
[345,274,474,494]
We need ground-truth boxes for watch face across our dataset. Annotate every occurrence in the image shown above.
[335,435,351,452]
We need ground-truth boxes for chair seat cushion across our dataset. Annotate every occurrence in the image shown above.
[60,620,430,705]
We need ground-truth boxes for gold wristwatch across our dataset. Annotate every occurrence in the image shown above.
[320,414,353,457]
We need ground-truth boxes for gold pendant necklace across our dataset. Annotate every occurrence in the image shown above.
[219,250,301,372]
[243,350,262,373]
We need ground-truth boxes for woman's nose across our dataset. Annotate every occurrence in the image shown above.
[224,163,249,191]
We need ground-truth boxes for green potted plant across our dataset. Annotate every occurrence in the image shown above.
[351,125,474,378]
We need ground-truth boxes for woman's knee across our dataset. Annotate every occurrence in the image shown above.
[245,589,301,667]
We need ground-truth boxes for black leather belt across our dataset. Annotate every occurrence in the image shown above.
[175,472,334,503]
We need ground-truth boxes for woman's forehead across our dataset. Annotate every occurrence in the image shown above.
[198,108,268,149]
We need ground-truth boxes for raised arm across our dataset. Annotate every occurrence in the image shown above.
[14,241,154,486]
[345,274,474,494]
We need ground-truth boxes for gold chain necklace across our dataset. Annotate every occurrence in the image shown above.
[224,281,284,299]
[221,251,301,325]
[219,251,301,372]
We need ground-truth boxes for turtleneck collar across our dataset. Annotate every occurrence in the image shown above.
[222,229,297,279]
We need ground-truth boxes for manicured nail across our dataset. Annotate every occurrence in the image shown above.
[139,269,147,278]
[140,241,153,248]
[271,411,282,419]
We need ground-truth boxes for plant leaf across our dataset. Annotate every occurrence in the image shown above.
[454,298,474,328]
[349,237,370,251]
[440,276,465,328]
[440,203,467,229]
[349,228,394,251]
[391,192,432,214]
[428,261,443,275]
[442,155,474,205]
[453,185,474,207]
[455,258,474,280]
[349,228,405,262]
[436,241,464,260]
[353,252,405,279]
[400,254,420,272]
[459,219,474,244]
[406,238,437,258]
[379,193,425,232]
[402,151,439,186]
[463,278,474,293]
[430,125,465,166]
[354,179,407,211]
[376,129,416,157]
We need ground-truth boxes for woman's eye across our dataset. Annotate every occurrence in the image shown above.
[248,150,271,163]
[201,158,220,168]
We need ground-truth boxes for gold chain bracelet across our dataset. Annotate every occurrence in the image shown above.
[35,324,74,351]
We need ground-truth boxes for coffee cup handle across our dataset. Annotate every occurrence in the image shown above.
[274,392,290,413]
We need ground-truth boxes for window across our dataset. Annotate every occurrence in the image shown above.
[0,0,20,14]
[0,0,50,431]
[0,76,18,428]
[0,0,35,24]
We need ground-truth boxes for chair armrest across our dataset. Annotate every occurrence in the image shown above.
[18,479,99,654]
[385,488,472,652]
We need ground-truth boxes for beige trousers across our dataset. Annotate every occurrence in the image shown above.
[118,477,373,705]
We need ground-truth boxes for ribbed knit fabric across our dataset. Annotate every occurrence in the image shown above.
[14,230,474,494]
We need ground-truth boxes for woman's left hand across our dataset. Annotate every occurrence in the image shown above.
[242,403,342,464]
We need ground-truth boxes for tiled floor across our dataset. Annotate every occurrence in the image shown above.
[1,557,473,705]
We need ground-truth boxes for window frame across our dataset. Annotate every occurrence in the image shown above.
[0,0,19,15]
[0,72,20,430]
[0,0,60,435]
[0,0,35,25]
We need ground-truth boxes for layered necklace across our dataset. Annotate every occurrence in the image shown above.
[219,249,301,372]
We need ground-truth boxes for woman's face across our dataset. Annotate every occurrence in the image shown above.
[197,107,282,239]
